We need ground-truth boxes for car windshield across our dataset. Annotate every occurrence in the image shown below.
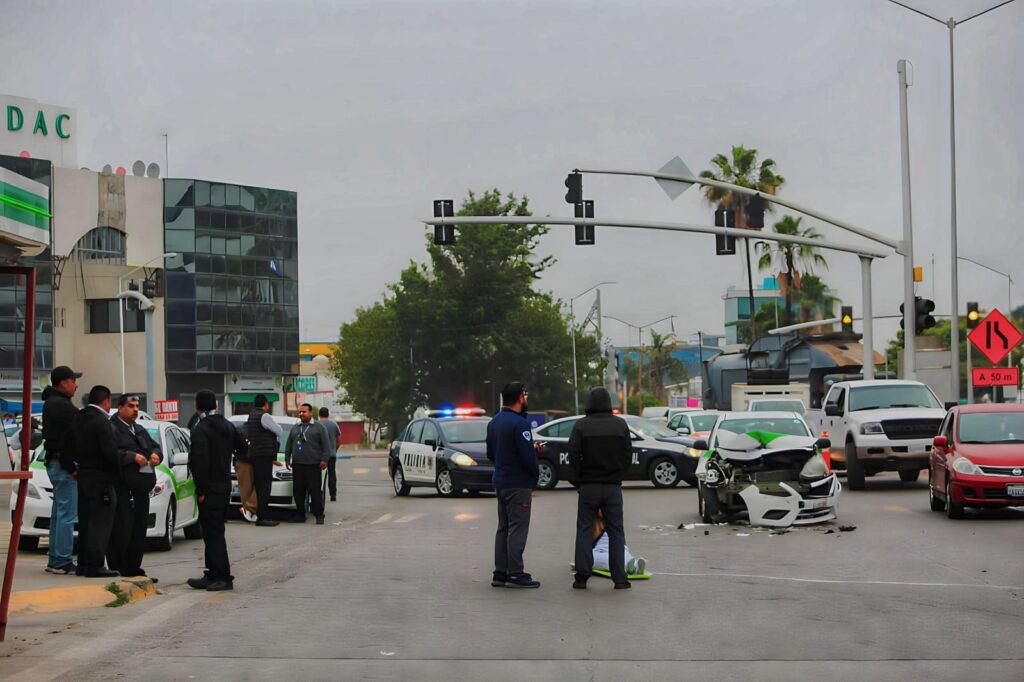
[718,417,810,438]
[439,419,489,444]
[625,417,678,439]
[146,427,159,439]
[691,414,720,431]
[750,400,806,415]
[958,412,1024,444]
[849,384,941,411]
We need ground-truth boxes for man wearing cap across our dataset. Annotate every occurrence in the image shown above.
[485,382,540,589]
[41,365,82,575]
[108,395,162,580]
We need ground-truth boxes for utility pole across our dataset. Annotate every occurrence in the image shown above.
[897,59,917,380]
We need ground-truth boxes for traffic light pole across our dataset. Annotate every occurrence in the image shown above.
[897,60,918,381]
[424,216,888,380]
[860,256,875,380]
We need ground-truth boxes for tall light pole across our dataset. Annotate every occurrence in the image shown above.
[888,0,1018,399]
[119,252,177,394]
[569,281,616,414]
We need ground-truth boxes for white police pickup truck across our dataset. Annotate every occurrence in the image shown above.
[806,379,946,490]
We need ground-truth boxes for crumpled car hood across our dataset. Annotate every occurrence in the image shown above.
[715,431,818,462]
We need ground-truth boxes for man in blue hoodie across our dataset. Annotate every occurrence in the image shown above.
[486,382,540,589]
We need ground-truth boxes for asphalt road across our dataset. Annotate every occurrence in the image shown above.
[3,457,1023,680]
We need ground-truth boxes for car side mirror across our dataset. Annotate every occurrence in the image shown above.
[424,439,438,449]
[691,438,709,451]
[824,403,842,417]
[815,437,831,450]
[932,436,948,448]
[676,426,691,435]
[171,452,189,466]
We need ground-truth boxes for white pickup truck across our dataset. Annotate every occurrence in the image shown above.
[806,379,946,490]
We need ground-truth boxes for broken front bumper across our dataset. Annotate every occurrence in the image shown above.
[737,474,841,527]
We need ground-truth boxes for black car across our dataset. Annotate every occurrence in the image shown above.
[388,415,493,497]
[532,415,700,489]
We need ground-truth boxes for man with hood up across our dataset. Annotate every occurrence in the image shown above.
[568,387,633,590]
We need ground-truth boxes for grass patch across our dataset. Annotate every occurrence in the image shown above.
[105,582,129,608]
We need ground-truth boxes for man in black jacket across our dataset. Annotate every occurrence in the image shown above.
[187,390,247,591]
[71,385,121,578]
[108,395,162,579]
[244,394,282,526]
[41,366,82,575]
[568,387,633,590]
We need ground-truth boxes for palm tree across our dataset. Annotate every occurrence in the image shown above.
[796,274,836,324]
[701,145,785,343]
[755,215,829,326]
[645,329,676,401]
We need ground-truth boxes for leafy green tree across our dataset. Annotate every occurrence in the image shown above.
[645,330,688,401]
[332,189,604,430]
[755,215,828,326]
[736,301,785,345]
[796,274,836,323]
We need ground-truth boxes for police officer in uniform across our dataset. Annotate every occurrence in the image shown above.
[108,395,162,580]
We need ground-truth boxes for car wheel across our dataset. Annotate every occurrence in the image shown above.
[899,468,920,483]
[18,535,39,551]
[392,464,410,497]
[536,460,558,490]
[698,483,712,523]
[945,475,964,519]
[435,468,456,497]
[649,457,680,488]
[153,498,175,551]
[928,467,945,512]
[846,442,866,490]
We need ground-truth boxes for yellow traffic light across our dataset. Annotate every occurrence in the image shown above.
[841,313,853,324]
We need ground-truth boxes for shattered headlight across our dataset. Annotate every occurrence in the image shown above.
[800,453,829,480]
[27,481,41,499]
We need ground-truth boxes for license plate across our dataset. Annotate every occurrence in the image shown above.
[1007,485,1024,497]
[807,497,831,510]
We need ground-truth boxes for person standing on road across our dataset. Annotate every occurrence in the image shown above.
[232,432,259,524]
[107,395,162,580]
[187,390,247,591]
[318,407,342,501]
[284,403,331,524]
[41,365,82,575]
[569,386,632,590]
[245,394,281,527]
[71,385,121,578]
[485,382,540,589]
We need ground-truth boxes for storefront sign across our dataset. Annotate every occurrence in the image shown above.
[1,94,77,166]
[227,373,280,393]
[154,399,179,421]
[288,376,318,393]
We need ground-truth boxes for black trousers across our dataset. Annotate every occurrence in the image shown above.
[77,477,117,573]
[494,488,533,578]
[574,483,627,585]
[198,492,231,582]
[107,476,154,576]
[291,463,324,520]
[327,455,338,498]
[251,456,275,519]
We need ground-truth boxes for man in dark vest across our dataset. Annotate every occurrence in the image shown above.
[108,395,162,580]
[245,394,281,526]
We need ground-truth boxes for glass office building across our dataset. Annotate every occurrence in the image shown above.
[163,179,299,409]
[0,154,54,381]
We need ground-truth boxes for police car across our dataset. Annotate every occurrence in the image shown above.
[10,420,201,552]
[532,415,700,489]
[389,408,492,497]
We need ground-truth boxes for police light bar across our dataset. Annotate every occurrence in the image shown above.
[426,406,486,418]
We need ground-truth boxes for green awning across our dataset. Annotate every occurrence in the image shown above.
[229,392,280,403]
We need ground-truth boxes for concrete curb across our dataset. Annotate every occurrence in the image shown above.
[9,576,157,615]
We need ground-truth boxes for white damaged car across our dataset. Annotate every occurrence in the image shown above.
[693,412,840,527]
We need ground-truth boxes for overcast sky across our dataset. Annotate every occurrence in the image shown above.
[5,0,1022,351]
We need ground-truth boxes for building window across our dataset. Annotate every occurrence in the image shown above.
[87,300,145,333]
[72,227,127,263]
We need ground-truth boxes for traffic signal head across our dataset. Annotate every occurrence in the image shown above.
[564,172,583,205]
[432,199,455,245]
[714,207,736,255]
[966,301,980,328]
[841,306,853,332]
[915,297,936,331]
[745,196,766,229]
[574,200,594,245]
[142,279,156,299]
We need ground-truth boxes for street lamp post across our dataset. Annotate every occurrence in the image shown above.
[118,252,177,396]
[569,281,616,414]
[888,0,1018,400]
[605,314,675,414]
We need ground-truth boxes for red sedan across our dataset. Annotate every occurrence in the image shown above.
[929,404,1024,519]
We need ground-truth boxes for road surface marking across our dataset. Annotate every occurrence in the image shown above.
[352,467,369,474]
[454,513,481,522]
[378,467,390,474]
[656,572,1022,591]
[883,504,910,513]
[394,513,424,523]
[370,513,394,524]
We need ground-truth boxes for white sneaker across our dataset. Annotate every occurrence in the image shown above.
[241,509,257,523]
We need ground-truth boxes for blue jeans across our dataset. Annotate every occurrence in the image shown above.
[47,460,78,568]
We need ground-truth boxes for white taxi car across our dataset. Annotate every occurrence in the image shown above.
[10,419,201,552]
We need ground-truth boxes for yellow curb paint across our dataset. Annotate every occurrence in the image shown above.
[10,585,114,615]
